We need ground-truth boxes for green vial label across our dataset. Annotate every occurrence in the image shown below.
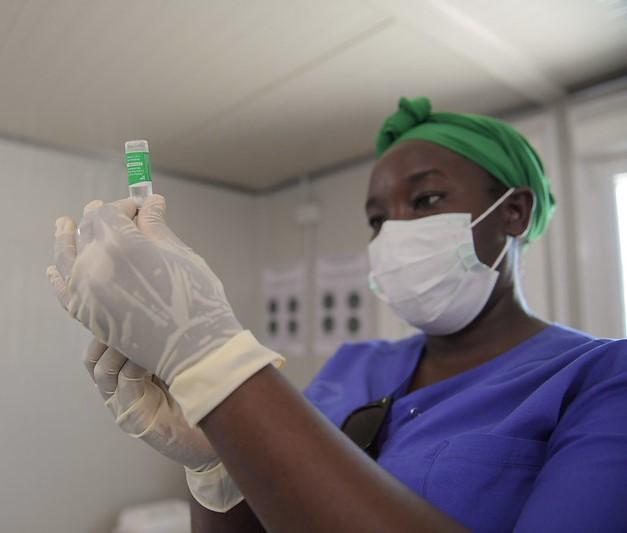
[126,152,152,185]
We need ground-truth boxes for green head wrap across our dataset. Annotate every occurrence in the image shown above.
[376,97,555,241]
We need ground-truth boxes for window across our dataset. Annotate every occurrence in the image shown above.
[614,173,627,334]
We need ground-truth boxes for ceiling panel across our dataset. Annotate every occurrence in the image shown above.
[442,0,627,87]
[156,21,528,188]
[0,0,388,156]
[0,0,625,191]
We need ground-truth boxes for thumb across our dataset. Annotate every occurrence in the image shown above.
[136,194,166,231]
[136,194,168,239]
[136,194,188,249]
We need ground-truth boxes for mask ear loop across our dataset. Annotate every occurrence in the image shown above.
[469,187,516,271]
[368,272,390,303]
[490,236,512,269]
[469,187,516,229]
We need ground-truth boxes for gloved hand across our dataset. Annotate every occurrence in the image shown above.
[83,337,216,470]
[82,337,244,512]
[47,194,283,426]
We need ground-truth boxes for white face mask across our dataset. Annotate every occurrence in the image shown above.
[368,188,515,335]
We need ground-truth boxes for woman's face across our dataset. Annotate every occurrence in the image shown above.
[365,139,512,268]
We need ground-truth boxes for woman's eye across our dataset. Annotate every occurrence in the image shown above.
[412,193,443,209]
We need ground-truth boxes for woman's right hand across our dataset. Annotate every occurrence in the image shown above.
[83,337,219,472]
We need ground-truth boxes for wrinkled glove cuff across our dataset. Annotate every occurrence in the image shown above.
[170,330,285,426]
[185,462,244,513]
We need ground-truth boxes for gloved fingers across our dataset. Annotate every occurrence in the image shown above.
[82,337,108,381]
[93,346,130,400]
[76,200,103,254]
[104,373,153,422]
[46,265,70,309]
[107,197,139,221]
[136,194,188,249]
[120,359,149,379]
[115,381,218,470]
[84,199,104,215]
[114,376,164,436]
[136,194,167,233]
[115,360,151,409]
[53,216,77,281]
[76,198,138,255]
[102,364,219,470]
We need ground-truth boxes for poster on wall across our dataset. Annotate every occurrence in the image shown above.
[314,254,371,358]
[262,264,306,357]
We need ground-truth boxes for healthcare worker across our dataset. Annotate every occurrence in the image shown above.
[48,97,627,532]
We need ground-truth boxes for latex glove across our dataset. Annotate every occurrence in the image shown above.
[47,195,283,426]
[50,209,246,512]
[83,338,244,512]
[83,337,216,470]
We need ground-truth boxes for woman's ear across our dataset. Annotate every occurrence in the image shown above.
[503,187,534,238]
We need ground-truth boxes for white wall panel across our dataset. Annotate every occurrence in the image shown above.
[569,89,627,338]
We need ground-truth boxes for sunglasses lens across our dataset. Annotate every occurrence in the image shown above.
[341,397,392,456]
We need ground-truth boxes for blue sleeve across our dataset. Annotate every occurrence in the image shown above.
[514,345,627,532]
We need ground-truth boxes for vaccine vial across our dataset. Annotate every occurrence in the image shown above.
[125,140,153,207]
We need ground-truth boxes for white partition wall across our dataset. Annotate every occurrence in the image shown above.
[507,110,575,327]
[0,138,257,533]
[569,89,627,338]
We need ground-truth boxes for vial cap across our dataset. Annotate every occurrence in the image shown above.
[125,140,149,153]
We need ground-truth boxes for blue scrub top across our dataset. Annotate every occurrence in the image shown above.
[304,324,627,532]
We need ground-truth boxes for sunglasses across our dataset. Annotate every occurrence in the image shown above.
[340,396,393,459]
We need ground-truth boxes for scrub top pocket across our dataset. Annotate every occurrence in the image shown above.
[423,434,547,533]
